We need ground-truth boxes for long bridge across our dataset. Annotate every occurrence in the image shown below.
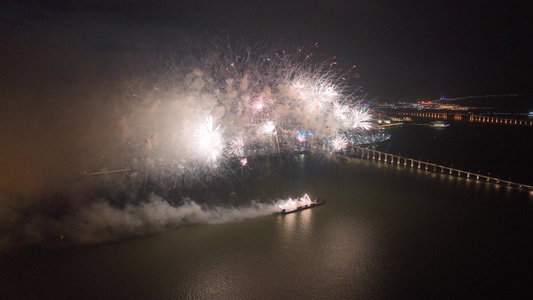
[465,114,533,125]
[398,112,448,119]
[350,146,533,191]
[398,112,533,126]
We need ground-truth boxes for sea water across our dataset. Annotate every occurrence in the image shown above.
[1,124,533,299]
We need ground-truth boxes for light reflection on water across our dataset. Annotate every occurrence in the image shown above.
[1,155,533,299]
[277,207,313,241]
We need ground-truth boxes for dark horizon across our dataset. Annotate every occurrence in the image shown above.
[2,0,533,100]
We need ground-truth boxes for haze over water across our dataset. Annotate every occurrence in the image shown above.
[2,122,533,299]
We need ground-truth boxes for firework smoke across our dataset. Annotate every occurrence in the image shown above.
[108,42,373,181]
[0,40,376,252]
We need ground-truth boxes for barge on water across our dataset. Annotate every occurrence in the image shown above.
[273,196,326,215]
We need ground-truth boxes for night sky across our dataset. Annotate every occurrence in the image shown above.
[2,0,532,100]
[1,0,533,255]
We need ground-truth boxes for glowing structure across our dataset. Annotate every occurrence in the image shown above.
[277,194,312,211]
[274,194,326,215]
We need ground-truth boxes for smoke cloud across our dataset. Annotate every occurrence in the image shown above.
[1,33,371,253]
[1,194,280,247]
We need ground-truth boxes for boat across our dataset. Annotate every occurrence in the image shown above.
[273,195,326,215]
[428,120,450,128]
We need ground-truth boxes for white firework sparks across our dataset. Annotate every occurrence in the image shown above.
[195,116,224,164]
[351,107,373,130]
[333,102,350,121]
[228,137,245,157]
[113,41,374,180]
[331,135,349,151]
[276,193,313,211]
[262,121,276,135]
[293,79,339,111]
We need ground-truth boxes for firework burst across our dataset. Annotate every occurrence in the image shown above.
[350,107,374,131]
[333,103,350,121]
[331,135,349,152]
[262,121,276,135]
[113,40,376,182]
[228,137,245,157]
[195,116,224,165]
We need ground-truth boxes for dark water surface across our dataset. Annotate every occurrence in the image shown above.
[2,125,533,299]
[377,119,533,185]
